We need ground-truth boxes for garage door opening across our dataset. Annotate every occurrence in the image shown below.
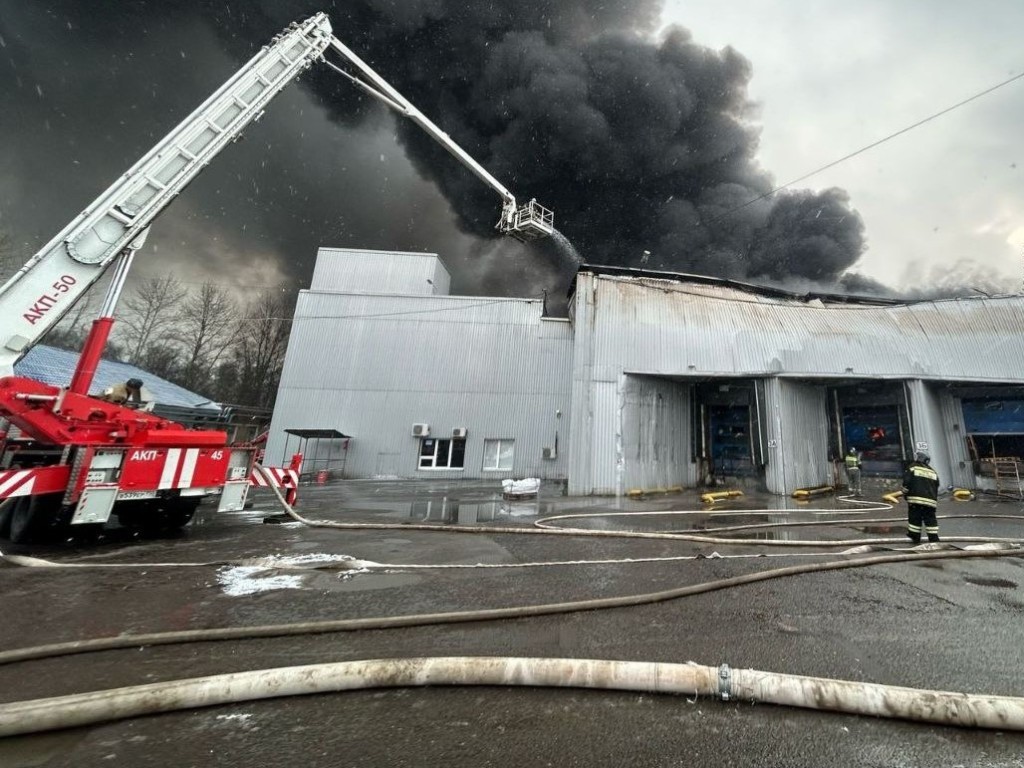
[829,383,910,477]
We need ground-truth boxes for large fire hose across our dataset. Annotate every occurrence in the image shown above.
[0,656,1022,737]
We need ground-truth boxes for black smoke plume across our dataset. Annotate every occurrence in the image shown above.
[0,0,868,305]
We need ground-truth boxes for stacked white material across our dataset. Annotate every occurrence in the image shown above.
[502,478,541,497]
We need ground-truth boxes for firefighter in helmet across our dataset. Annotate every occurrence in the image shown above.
[844,446,863,496]
[903,451,940,543]
[100,378,144,405]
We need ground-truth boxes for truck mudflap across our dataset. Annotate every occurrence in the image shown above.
[70,484,119,525]
[218,480,250,513]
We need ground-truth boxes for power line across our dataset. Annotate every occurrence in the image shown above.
[273,296,546,322]
[705,68,1024,226]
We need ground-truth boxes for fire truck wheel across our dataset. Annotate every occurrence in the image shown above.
[116,498,200,535]
[163,498,201,531]
[8,494,61,544]
[0,499,13,539]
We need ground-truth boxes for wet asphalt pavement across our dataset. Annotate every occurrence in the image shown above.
[1,480,1023,767]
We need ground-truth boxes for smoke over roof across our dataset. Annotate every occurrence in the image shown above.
[1,0,868,304]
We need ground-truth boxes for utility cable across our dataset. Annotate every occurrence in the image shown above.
[705,69,1024,225]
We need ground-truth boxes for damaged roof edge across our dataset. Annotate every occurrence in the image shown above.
[569,263,1014,307]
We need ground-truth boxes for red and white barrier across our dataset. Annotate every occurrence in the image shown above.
[249,466,299,506]
[0,469,35,500]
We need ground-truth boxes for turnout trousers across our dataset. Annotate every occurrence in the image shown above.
[907,503,939,543]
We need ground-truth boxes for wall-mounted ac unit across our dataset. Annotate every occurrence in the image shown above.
[412,423,430,437]
[542,447,557,460]
[452,427,468,438]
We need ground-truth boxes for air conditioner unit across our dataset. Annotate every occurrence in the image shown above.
[452,427,468,438]
[412,423,430,437]
[542,447,557,460]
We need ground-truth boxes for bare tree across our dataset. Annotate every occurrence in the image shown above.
[228,292,292,409]
[138,342,181,384]
[175,282,237,393]
[117,275,187,364]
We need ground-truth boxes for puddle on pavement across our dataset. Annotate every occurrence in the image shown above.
[326,571,421,592]
[406,497,557,524]
[678,514,775,531]
[963,576,1018,589]
[855,524,900,535]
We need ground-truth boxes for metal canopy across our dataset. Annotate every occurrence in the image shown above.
[284,428,350,439]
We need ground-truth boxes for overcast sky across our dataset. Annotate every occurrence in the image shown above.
[662,0,1024,292]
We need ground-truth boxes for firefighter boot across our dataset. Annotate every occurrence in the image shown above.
[907,530,921,544]
[927,533,940,543]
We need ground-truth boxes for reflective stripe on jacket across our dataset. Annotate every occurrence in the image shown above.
[904,463,939,508]
[845,454,860,468]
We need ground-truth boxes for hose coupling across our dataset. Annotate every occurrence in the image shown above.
[718,663,732,701]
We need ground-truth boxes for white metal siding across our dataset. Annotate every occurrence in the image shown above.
[588,382,620,495]
[907,380,954,489]
[938,390,974,488]
[567,277,596,494]
[267,288,572,480]
[310,248,451,295]
[581,275,1024,382]
[620,375,695,493]
[567,272,1024,495]
[764,379,830,494]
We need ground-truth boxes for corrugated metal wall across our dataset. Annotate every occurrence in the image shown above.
[937,390,974,489]
[587,382,619,494]
[567,276,596,494]
[906,380,963,489]
[311,248,451,295]
[574,275,1024,381]
[620,375,695,493]
[567,272,1024,495]
[763,379,830,493]
[266,285,573,480]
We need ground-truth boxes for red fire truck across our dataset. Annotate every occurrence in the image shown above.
[0,13,551,543]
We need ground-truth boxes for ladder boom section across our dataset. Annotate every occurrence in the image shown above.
[0,13,334,375]
[326,37,519,216]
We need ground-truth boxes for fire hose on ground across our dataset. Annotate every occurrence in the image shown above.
[1,545,1019,667]
[1,656,1023,737]
[0,465,1021,736]
[247,470,1024,548]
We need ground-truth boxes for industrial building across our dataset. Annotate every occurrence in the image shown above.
[265,248,1024,496]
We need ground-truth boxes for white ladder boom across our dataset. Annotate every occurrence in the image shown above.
[0,14,334,374]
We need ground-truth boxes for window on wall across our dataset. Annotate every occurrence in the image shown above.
[483,439,515,471]
[418,438,465,469]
